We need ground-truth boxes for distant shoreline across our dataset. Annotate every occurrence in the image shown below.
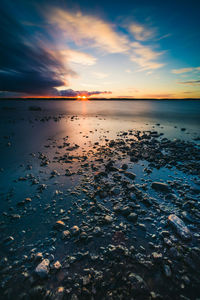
[0,98,200,101]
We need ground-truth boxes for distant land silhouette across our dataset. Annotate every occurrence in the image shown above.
[0,97,200,101]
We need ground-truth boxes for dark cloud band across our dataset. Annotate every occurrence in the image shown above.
[0,1,75,96]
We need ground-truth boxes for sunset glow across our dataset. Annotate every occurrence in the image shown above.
[77,95,88,100]
[0,1,200,99]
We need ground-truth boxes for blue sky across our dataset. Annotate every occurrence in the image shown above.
[0,0,200,98]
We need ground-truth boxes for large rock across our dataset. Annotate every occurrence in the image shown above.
[168,214,191,240]
[35,259,50,278]
[151,182,170,192]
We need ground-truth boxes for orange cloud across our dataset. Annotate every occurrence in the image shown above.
[172,67,200,74]
[48,9,129,53]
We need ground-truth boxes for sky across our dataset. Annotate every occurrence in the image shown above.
[0,0,200,99]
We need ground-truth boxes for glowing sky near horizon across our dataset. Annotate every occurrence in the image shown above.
[0,0,200,98]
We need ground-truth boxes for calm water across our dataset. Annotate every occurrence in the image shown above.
[1,99,200,125]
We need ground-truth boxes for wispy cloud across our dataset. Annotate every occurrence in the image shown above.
[172,66,200,74]
[130,42,164,70]
[48,9,129,53]
[129,23,154,41]
[47,8,165,72]
[178,80,200,85]
[60,49,97,66]
[155,33,171,41]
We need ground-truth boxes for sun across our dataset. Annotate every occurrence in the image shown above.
[77,95,88,100]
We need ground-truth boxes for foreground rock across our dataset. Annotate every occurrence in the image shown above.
[168,214,192,240]
[35,259,50,278]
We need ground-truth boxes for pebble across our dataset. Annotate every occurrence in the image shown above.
[54,220,65,230]
[62,230,70,239]
[104,215,113,223]
[163,264,172,277]
[124,172,136,180]
[127,212,138,222]
[71,225,80,235]
[53,260,62,270]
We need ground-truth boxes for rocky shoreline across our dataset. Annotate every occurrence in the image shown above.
[0,114,200,300]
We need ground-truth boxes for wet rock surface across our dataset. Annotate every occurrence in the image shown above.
[168,214,192,240]
[0,107,200,300]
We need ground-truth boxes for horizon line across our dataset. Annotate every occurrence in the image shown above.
[0,97,200,101]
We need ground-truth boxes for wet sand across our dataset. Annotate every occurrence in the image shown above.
[0,100,200,300]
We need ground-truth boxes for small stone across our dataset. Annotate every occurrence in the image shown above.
[110,187,120,195]
[80,232,88,240]
[121,206,131,216]
[51,170,60,177]
[130,193,137,201]
[138,223,146,231]
[25,198,32,202]
[93,227,102,236]
[128,273,144,285]
[163,264,171,277]
[54,220,65,230]
[10,214,21,219]
[82,274,91,286]
[113,204,122,213]
[3,236,14,244]
[35,252,43,261]
[71,294,78,300]
[152,252,162,261]
[62,230,70,239]
[124,172,136,180]
[151,182,170,192]
[127,213,138,222]
[104,215,113,223]
[17,201,25,206]
[71,225,80,235]
[53,260,62,270]
[65,169,72,176]
[121,164,128,170]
